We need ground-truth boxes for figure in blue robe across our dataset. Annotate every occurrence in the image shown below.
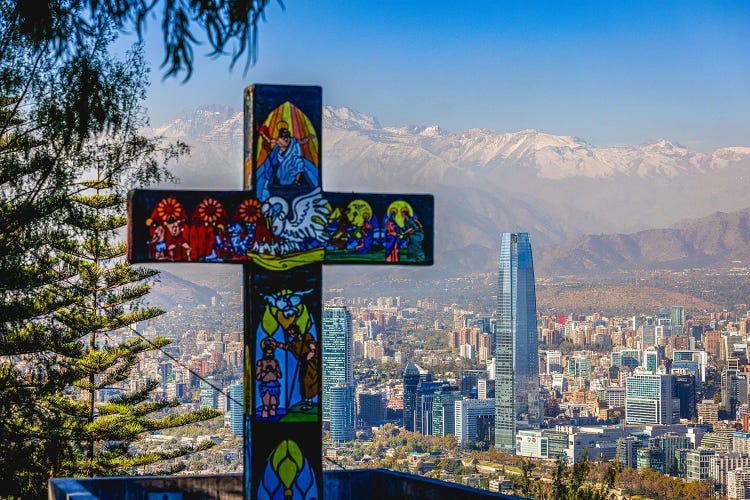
[402,209,425,262]
[256,128,319,201]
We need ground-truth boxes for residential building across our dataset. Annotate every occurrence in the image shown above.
[698,399,720,424]
[710,452,750,496]
[727,467,750,500]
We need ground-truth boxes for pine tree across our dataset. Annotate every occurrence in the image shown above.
[0,20,217,495]
[58,160,221,476]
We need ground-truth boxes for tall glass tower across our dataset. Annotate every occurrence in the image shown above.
[322,306,353,420]
[495,232,541,452]
[329,383,356,443]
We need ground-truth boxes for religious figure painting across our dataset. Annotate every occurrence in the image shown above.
[244,85,322,201]
[128,190,330,270]
[322,193,434,265]
[250,271,321,424]
[255,101,320,202]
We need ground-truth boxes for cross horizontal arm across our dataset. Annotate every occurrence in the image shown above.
[127,189,433,270]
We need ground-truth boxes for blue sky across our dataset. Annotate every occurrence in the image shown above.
[133,1,750,151]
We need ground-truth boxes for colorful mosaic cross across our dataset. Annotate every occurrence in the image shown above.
[127,84,434,499]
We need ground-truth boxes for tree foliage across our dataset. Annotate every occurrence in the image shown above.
[4,0,277,80]
[58,156,223,477]
[617,467,713,500]
[0,15,220,497]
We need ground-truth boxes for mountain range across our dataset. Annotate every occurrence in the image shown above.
[149,105,750,277]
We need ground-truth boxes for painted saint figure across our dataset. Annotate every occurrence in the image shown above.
[330,207,352,250]
[273,324,319,410]
[256,339,282,418]
[165,216,192,261]
[402,208,425,262]
[148,223,167,260]
[256,126,319,201]
[384,209,400,263]
[355,212,374,254]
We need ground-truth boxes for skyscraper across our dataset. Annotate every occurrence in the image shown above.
[670,306,685,335]
[322,306,353,420]
[329,384,356,443]
[431,384,460,437]
[229,383,244,437]
[403,362,432,431]
[495,232,541,452]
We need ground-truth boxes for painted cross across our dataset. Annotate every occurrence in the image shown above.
[127,84,433,499]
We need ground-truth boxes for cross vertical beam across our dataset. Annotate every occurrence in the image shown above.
[243,85,324,500]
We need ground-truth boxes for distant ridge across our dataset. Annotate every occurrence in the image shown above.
[536,207,750,275]
[146,269,219,309]
[536,284,720,315]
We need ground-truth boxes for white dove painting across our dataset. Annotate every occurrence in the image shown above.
[255,187,330,256]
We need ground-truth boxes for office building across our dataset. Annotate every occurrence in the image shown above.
[723,367,749,419]
[403,362,432,431]
[477,378,495,400]
[357,391,386,427]
[568,354,592,381]
[642,433,692,475]
[672,350,708,385]
[322,306,353,420]
[199,377,218,409]
[641,318,656,348]
[625,372,680,425]
[618,436,647,469]
[546,350,563,374]
[415,380,446,435]
[460,369,485,397]
[643,348,660,373]
[229,383,243,437]
[673,373,697,420]
[685,447,715,482]
[329,384,356,443]
[456,399,495,447]
[612,348,642,370]
[671,307,685,336]
[432,384,460,437]
[495,232,541,452]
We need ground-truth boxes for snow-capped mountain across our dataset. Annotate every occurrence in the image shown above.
[147,105,750,275]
